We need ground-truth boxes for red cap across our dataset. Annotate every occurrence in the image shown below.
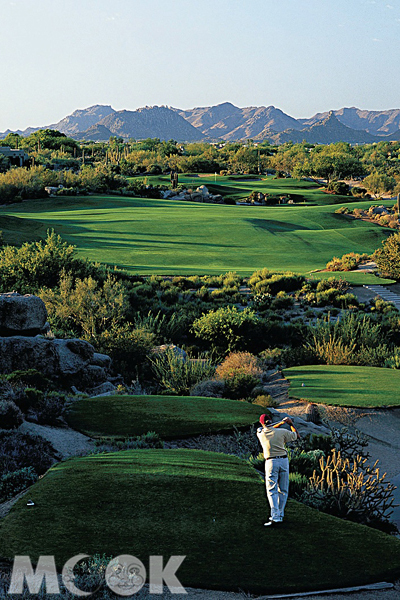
[260,413,271,426]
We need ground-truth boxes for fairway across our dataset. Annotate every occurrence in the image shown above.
[65,394,263,439]
[1,449,400,594]
[0,194,393,277]
[284,365,400,407]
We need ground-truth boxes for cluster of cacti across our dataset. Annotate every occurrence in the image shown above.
[305,449,396,525]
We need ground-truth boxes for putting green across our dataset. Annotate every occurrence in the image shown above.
[65,395,263,439]
[284,365,400,407]
[0,194,393,278]
[1,450,399,594]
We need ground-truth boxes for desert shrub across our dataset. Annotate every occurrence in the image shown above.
[40,272,129,339]
[384,348,400,369]
[252,394,278,408]
[374,231,400,279]
[280,345,318,367]
[0,400,23,429]
[326,252,369,272]
[335,206,350,214]
[131,310,188,344]
[33,391,67,425]
[299,433,334,455]
[316,277,349,293]
[247,452,265,472]
[307,313,386,366]
[223,373,260,400]
[288,448,325,478]
[94,324,155,380]
[251,292,273,311]
[150,348,215,395]
[351,186,368,197]
[190,379,225,398]
[270,291,294,310]
[4,369,53,391]
[216,351,262,380]
[0,466,37,501]
[289,472,309,498]
[112,432,163,450]
[259,347,283,368]
[327,181,350,195]
[0,230,100,294]
[300,450,397,531]
[249,269,305,295]
[192,306,259,354]
[0,430,57,477]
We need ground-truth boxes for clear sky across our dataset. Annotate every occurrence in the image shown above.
[1,0,399,131]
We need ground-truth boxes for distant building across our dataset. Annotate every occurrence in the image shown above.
[0,147,29,167]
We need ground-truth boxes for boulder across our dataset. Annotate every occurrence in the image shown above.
[0,336,110,389]
[0,293,47,335]
[153,344,187,360]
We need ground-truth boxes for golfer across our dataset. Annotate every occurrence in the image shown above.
[257,413,300,527]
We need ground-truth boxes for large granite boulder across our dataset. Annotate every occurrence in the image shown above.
[0,292,47,335]
[0,336,110,388]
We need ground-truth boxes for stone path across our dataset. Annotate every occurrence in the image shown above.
[363,285,400,310]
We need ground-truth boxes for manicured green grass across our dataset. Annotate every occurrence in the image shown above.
[0,194,393,279]
[284,365,400,407]
[65,395,263,439]
[1,449,399,594]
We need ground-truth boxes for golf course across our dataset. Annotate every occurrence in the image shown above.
[1,449,400,594]
[284,365,400,407]
[0,181,394,280]
[65,394,264,439]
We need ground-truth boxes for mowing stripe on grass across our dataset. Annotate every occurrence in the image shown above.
[1,449,399,594]
[284,365,400,407]
[65,395,263,439]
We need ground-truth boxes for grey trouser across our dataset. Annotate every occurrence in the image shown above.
[264,456,289,522]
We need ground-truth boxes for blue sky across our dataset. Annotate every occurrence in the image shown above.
[1,0,399,131]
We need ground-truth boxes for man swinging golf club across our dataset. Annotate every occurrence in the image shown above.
[257,413,300,527]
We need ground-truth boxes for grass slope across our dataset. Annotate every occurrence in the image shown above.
[65,395,263,439]
[1,449,399,594]
[284,365,400,407]
[0,193,394,279]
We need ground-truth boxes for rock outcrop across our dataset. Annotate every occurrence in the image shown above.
[0,293,113,390]
[0,292,48,336]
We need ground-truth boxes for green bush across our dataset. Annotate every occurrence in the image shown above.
[224,373,261,400]
[33,391,67,425]
[151,348,215,396]
[0,466,37,501]
[94,324,156,381]
[249,269,305,295]
[111,432,163,450]
[0,430,56,477]
[190,379,225,397]
[192,306,259,354]
[4,369,52,391]
[288,448,325,478]
[0,400,23,429]
[270,291,294,310]
[0,230,100,294]
[289,472,309,498]
[252,394,278,408]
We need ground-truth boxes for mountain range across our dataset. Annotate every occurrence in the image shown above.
[2,102,400,145]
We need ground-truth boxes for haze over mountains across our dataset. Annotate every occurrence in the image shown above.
[2,102,400,145]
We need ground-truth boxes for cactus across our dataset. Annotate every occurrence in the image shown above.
[305,402,321,424]
[305,449,397,526]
